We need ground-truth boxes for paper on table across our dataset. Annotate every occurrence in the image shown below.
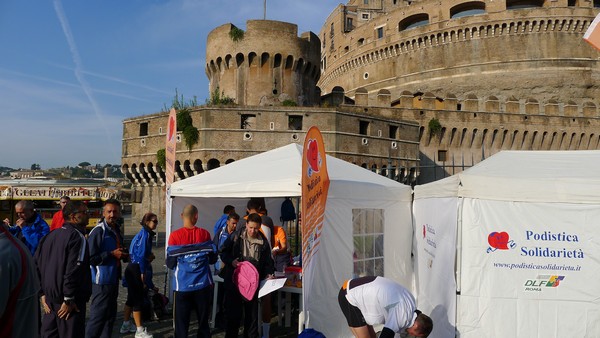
[258,277,287,298]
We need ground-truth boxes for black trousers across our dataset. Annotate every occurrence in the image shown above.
[124,263,145,311]
[41,300,86,338]
[86,284,118,338]
[173,287,212,338]
[224,279,259,338]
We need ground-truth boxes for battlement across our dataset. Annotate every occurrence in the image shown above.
[206,20,321,106]
[350,88,600,118]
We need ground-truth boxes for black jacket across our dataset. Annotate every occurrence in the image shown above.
[220,226,274,281]
[35,223,92,304]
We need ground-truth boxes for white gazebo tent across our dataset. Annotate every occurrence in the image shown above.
[413,151,600,338]
[167,144,414,337]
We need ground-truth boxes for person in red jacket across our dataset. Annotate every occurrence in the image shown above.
[50,196,70,231]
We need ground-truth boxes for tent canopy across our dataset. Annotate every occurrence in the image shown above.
[167,143,415,337]
[170,143,411,202]
[416,150,600,203]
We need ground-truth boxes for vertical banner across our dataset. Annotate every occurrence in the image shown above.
[301,126,330,327]
[413,197,458,338]
[164,108,177,246]
[584,12,600,51]
[165,108,177,189]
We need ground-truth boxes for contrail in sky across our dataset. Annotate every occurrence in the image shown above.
[53,0,116,158]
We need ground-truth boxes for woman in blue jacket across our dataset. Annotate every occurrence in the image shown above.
[119,212,158,337]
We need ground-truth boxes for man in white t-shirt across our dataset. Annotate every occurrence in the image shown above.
[338,276,433,338]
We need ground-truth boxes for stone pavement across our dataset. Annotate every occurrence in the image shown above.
[106,230,299,338]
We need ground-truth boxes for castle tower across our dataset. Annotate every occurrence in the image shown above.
[206,20,321,106]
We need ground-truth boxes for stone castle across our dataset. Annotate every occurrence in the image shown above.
[122,1,600,222]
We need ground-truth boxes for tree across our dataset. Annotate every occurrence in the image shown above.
[30,163,41,170]
[78,161,91,167]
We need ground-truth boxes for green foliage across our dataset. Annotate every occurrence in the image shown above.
[208,87,235,106]
[282,99,297,107]
[229,26,245,42]
[156,149,166,168]
[183,125,199,151]
[176,109,193,132]
[428,118,442,136]
[78,162,91,167]
[30,163,41,170]
[163,89,198,113]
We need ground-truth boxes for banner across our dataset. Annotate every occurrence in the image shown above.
[165,108,177,189]
[584,12,600,51]
[413,197,458,338]
[301,126,330,328]
[0,185,124,201]
[458,199,600,337]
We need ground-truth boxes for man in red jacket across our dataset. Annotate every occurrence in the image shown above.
[50,196,70,231]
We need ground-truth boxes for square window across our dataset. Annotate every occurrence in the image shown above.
[438,150,448,162]
[288,115,303,130]
[241,114,256,129]
[362,13,369,20]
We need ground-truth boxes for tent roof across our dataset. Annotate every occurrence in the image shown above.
[170,143,411,200]
[416,150,600,203]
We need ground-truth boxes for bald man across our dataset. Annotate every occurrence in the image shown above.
[8,200,49,255]
[166,205,217,338]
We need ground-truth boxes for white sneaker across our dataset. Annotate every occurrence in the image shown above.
[119,321,136,334]
[134,328,153,338]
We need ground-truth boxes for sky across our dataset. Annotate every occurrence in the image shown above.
[0,0,341,169]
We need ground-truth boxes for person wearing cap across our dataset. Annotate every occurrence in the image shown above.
[338,276,433,338]
[166,204,217,338]
[220,212,275,338]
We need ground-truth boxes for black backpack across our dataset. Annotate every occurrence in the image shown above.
[280,198,296,222]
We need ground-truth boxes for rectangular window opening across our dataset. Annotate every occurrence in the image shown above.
[139,122,148,137]
[359,121,370,135]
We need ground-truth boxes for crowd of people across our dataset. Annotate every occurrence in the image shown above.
[0,196,432,338]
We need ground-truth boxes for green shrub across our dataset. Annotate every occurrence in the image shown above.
[156,149,166,168]
[428,118,442,136]
[229,26,245,42]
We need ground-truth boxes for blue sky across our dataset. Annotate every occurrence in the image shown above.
[0,0,340,169]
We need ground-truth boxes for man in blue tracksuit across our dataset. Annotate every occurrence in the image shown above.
[167,204,217,338]
[86,199,128,338]
[7,200,49,255]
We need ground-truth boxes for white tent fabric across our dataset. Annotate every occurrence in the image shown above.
[414,150,600,338]
[167,144,414,337]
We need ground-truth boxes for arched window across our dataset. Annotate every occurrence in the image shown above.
[450,2,486,18]
[399,14,429,31]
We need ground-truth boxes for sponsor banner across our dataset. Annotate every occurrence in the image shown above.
[460,198,600,301]
[301,126,330,328]
[165,108,177,189]
[0,185,123,201]
[413,197,458,338]
[458,199,600,337]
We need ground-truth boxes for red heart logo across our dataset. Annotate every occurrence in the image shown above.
[307,139,320,173]
[488,232,509,250]
[168,116,175,141]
